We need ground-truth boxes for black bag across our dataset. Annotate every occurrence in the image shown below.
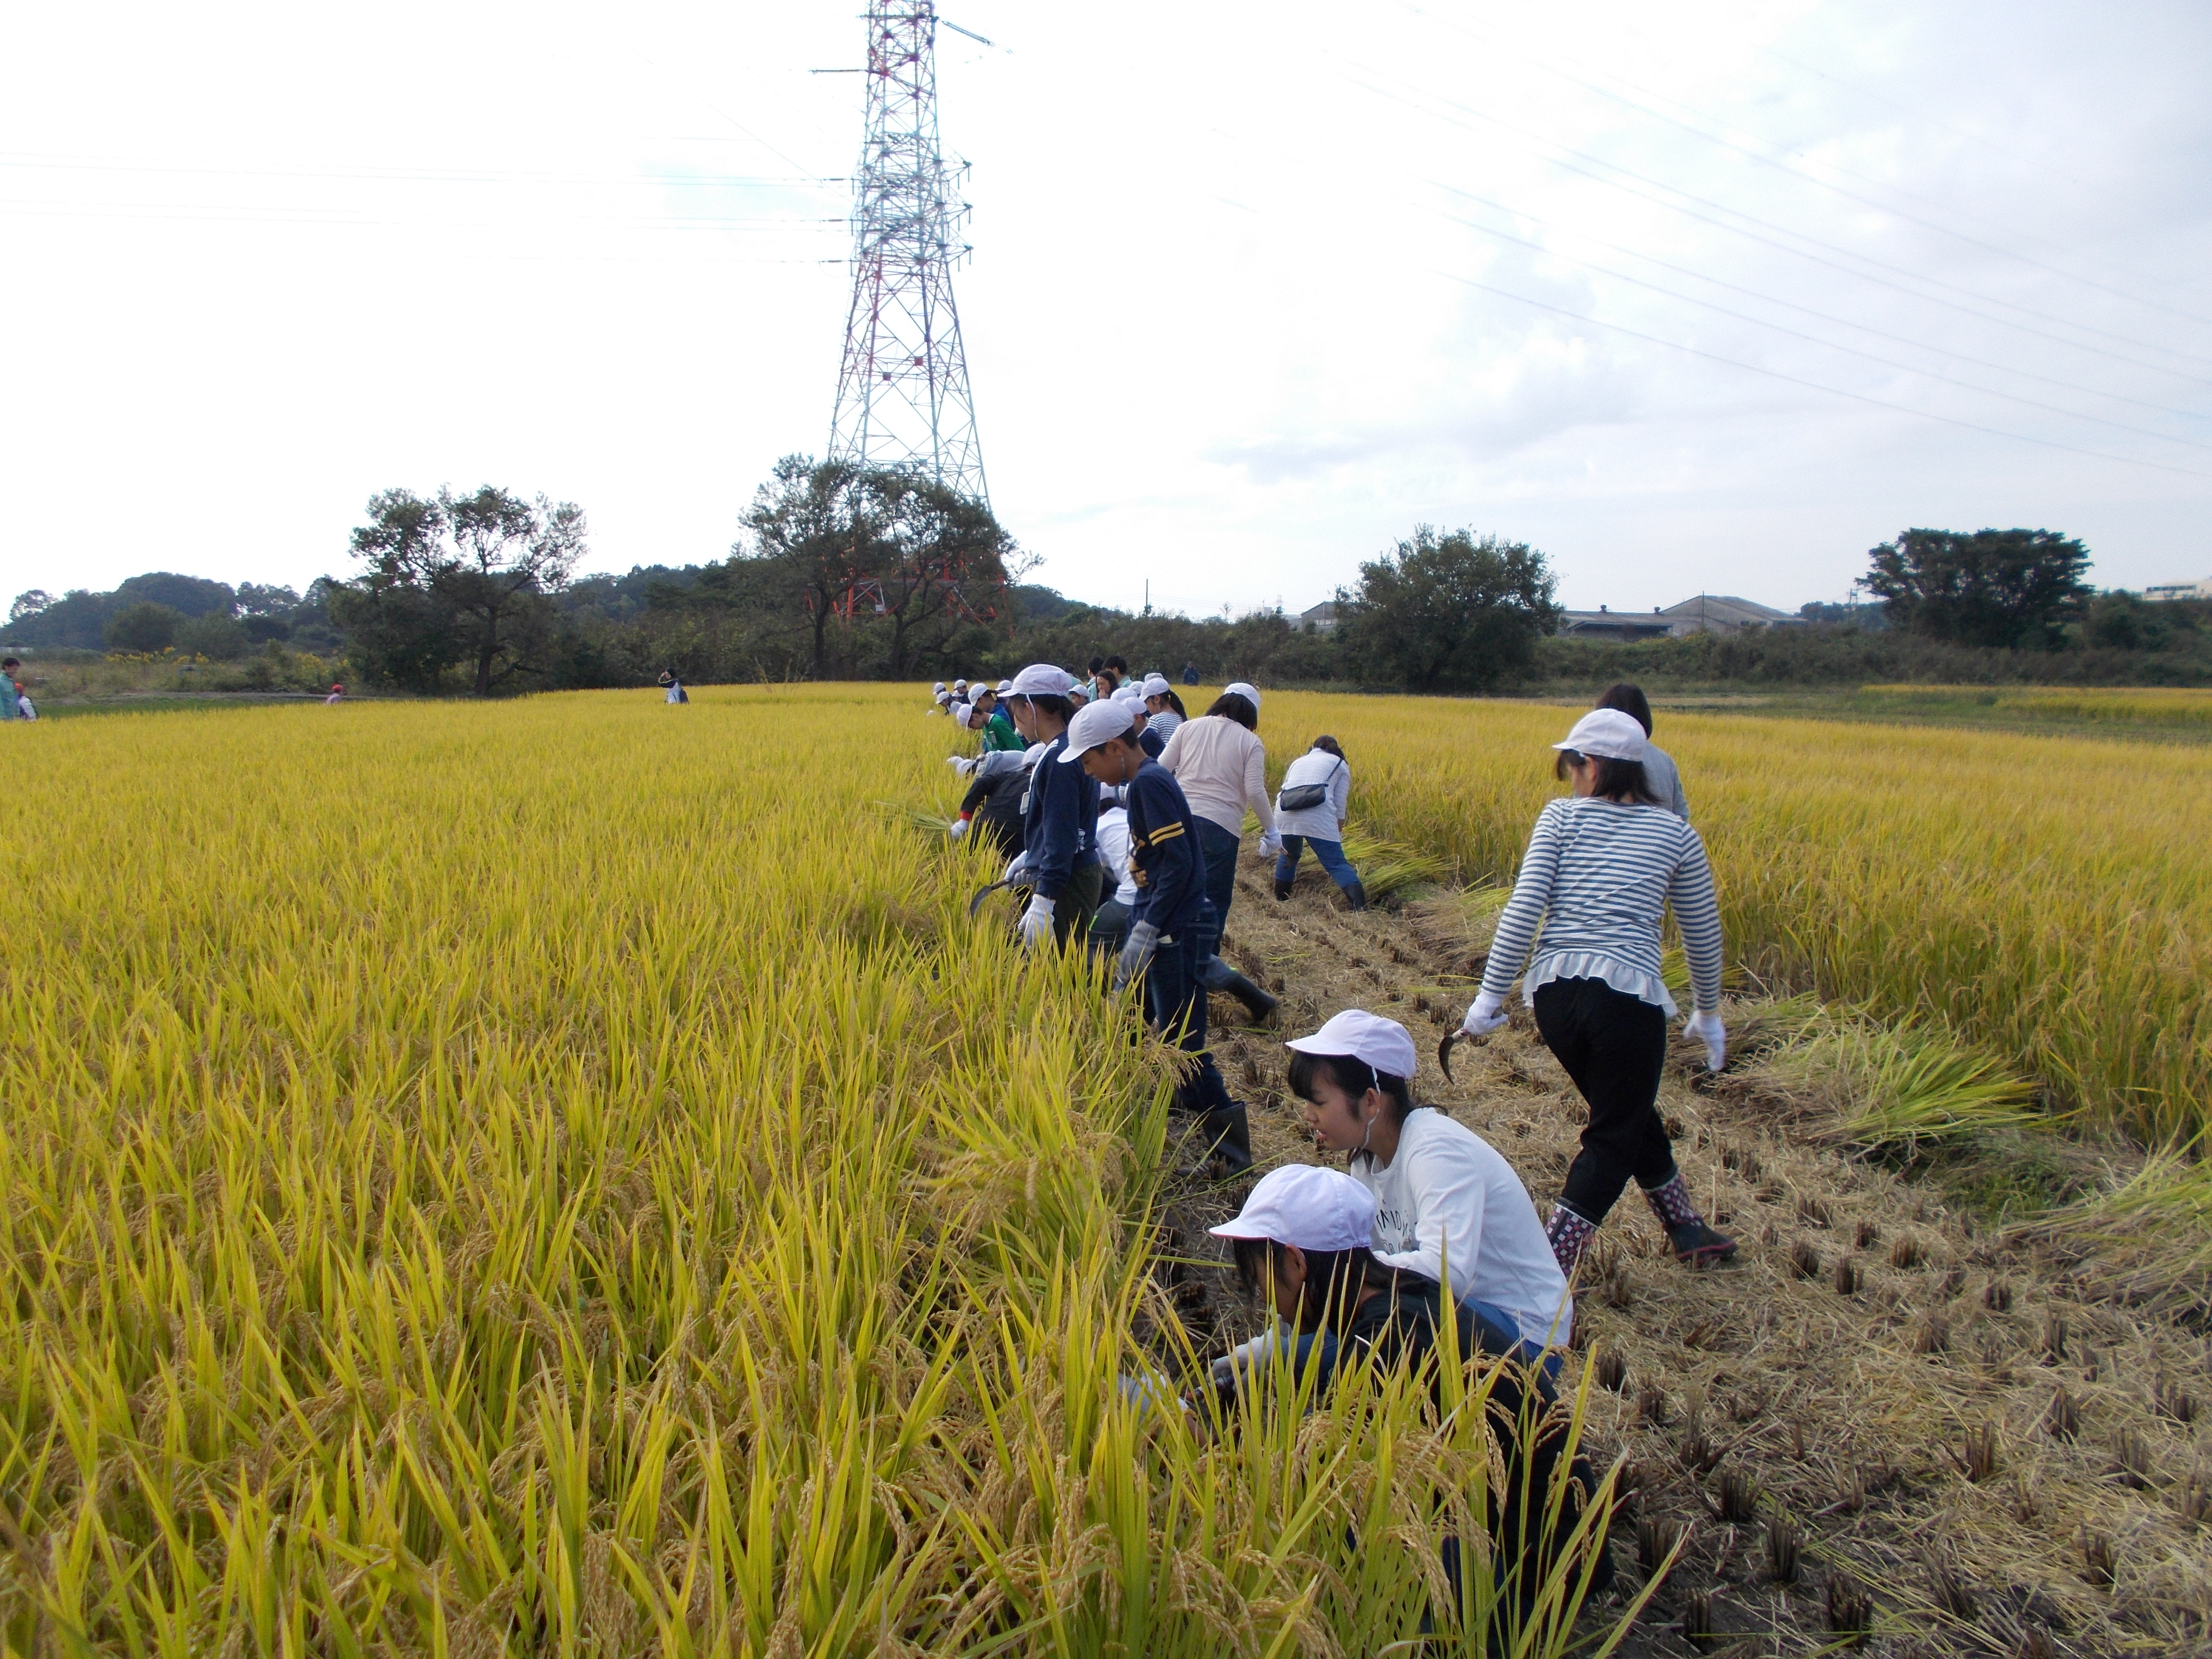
[1277,757,1343,812]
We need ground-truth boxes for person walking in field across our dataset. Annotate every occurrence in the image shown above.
[1067,697,1253,1176]
[659,670,689,704]
[1595,683,1684,819]
[1002,663,1104,949]
[1158,681,1282,1022]
[1461,709,1732,1276]
[1272,734,1365,911]
[1287,1010,1571,1368]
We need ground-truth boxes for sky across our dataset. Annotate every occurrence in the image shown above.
[3,0,2209,617]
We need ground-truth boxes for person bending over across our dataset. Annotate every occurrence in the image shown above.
[1067,697,1252,1176]
[1288,1010,1571,1368]
[1001,663,1103,948]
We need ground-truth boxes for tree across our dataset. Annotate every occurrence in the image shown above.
[1336,527,1560,692]
[869,471,1022,676]
[1864,528,2091,649]
[330,486,586,695]
[8,590,53,627]
[111,572,238,618]
[742,457,890,678]
[104,601,182,653]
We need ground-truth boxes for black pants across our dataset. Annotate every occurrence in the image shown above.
[1050,860,1105,949]
[1144,912,1234,1117]
[1532,977,1674,1223]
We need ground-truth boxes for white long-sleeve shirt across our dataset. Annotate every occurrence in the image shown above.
[1273,746,1350,841]
[1095,807,1138,906]
[1352,1109,1573,1347]
[1157,715,1276,841]
[1479,795,1722,1017]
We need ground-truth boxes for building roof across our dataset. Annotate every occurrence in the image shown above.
[1659,594,1796,629]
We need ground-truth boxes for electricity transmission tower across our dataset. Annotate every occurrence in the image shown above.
[828,2,989,506]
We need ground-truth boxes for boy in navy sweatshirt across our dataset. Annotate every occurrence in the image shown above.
[1065,698,1252,1176]
[1003,663,1103,947]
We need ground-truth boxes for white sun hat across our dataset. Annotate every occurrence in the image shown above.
[1224,680,1261,709]
[1208,1164,1377,1252]
[1552,708,1647,762]
[1059,697,1137,761]
[1141,673,1171,698]
[1285,1009,1419,1082]
[1007,662,1072,697]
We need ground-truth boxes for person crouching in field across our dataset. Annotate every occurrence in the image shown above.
[1272,734,1365,911]
[968,683,1024,752]
[950,744,1038,861]
[1067,697,1253,1177]
[1463,709,1732,1277]
[1207,1165,1615,1636]
[1288,1010,1571,1370]
[1002,664,1104,949]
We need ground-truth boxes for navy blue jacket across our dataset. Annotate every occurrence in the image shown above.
[1124,757,1208,934]
[1022,733,1100,902]
[1138,724,1166,759]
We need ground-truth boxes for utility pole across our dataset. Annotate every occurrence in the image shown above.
[828,2,989,506]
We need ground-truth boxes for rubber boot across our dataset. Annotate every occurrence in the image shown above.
[1642,1172,1738,1265]
[1273,873,1294,901]
[1341,878,1369,913]
[1193,1101,1254,1178]
[1545,1202,1599,1280]
[1215,965,1278,1024]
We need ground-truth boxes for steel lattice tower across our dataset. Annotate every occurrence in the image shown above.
[828,2,988,505]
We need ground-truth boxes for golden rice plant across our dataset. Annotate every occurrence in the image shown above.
[1246,689,2212,1142]
[0,687,1637,1655]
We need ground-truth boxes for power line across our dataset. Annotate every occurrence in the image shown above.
[1345,65,2212,387]
[1429,180,2210,425]
[1434,269,2207,478]
[1432,202,2212,453]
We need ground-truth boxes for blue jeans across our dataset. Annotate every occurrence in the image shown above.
[1194,819,1243,990]
[1274,834,1359,890]
[1465,1297,1566,1382]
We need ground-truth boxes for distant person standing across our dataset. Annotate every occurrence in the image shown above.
[323,683,344,705]
[659,670,689,705]
[0,658,23,720]
[1181,661,1200,686]
[1596,683,1684,819]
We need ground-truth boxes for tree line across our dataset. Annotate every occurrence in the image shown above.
[9,465,2206,695]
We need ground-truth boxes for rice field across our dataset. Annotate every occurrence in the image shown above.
[1249,690,2212,1143]
[0,689,1627,1657]
[1853,684,2212,729]
[2,681,2204,1655]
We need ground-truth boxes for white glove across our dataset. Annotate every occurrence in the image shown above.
[1260,832,1285,857]
[1684,1009,1726,1071]
[1461,990,1508,1038]
[949,817,969,841]
[1113,921,1160,994]
[1002,854,1028,885]
[1017,893,1057,948]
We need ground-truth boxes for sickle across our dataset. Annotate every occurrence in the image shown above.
[967,878,1014,918]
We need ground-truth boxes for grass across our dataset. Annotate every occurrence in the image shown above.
[0,688,1633,1656]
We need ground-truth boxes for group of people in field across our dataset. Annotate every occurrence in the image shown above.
[926,666,1733,1622]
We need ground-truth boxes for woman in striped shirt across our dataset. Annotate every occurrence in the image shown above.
[1461,709,1734,1276]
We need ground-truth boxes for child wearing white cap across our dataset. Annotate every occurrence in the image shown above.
[1139,675,1186,740]
[1461,709,1731,1277]
[1208,1165,1614,1618]
[1001,664,1105,947]
[1286,1010,1570,1364]
[1065,696,1253,1175]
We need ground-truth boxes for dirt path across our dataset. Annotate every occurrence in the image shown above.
[1157,842,2212,1659]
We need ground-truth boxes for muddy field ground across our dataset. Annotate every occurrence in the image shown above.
[1155,842,2212,1659]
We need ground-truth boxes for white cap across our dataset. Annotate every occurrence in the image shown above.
[1553,708,1647,762]
[1008,662,1072,697]
[954,678,967,690]
[1113,684,1143,704]
[997,679,1013,696]
[1224,681,1261,709]
[933,682,946,692]
[1209,1165,1377,1252]
[935,689,952,705]
[1285,1009,1419,1082]
[1142,673,1171,698]
[1022,740,1051,769]
[1059,697,1137,761]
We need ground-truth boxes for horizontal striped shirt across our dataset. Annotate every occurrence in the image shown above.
[1479,796,1722,1016]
